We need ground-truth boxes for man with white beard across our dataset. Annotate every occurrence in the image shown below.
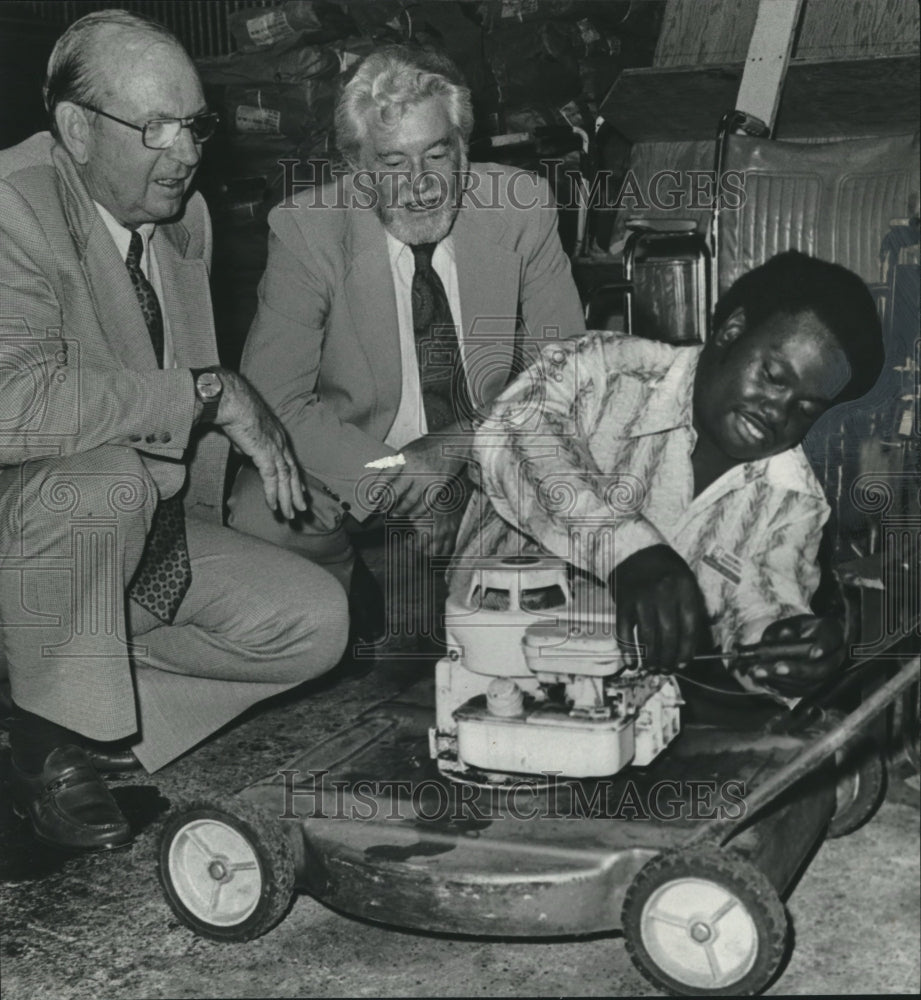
[229,45,586,631]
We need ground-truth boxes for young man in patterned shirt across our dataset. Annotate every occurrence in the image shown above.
[451,251,885,701]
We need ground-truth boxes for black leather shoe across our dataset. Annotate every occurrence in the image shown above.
[11,745,133,851]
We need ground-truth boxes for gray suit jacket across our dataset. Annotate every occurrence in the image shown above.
[0,132,226,517]
[0,133,228,733]
[238,162,586,518]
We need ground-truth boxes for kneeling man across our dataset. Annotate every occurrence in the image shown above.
[1,11,347,853]
[452,251,884,700]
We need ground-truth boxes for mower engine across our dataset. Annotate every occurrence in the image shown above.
[430,556,682,780]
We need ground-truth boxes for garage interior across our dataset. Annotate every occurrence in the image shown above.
[0,0,918,996]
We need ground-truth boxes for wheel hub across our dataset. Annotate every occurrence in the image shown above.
[689,920,712,943]
[208,858,231,882]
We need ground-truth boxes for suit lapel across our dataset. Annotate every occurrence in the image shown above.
[453,207,519,337]
[155,224,217,368]
[343,206,402,413]
[53,144,216,371]
[453,184,520,392]
[52,145,156,368]
[81,217,161,368]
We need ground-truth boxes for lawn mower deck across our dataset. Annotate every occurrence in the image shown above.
[159,670,858,995]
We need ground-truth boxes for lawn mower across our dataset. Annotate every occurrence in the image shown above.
[157,555,918,996]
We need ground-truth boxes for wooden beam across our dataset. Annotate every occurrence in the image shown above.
[735,0,805,132]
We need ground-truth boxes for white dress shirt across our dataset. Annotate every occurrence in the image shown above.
[384,231,465,449]
[94,201,176,369]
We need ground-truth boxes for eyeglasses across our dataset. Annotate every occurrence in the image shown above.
[78,104,220,149]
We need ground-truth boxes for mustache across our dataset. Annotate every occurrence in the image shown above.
[354,166,467,212]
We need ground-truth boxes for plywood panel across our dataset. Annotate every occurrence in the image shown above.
[777,56,921,138]
[601,56,920,141]
[654,0,758,67]
[797,0,921,58]
[601,64,743,141]
[654,0,920,67]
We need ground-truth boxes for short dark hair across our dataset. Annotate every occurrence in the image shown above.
[713,250,885,402]
[44,10,181,139]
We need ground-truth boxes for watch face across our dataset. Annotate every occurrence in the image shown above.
[197,372,222,400]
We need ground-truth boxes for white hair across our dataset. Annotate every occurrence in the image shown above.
[335,45,473,167]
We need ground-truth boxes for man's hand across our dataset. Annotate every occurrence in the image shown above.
[371,432,468,520]
[610,544,707,672]
[745,615,846,697]
[209,370,306,520]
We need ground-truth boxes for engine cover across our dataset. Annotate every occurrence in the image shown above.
[451,677,682,779]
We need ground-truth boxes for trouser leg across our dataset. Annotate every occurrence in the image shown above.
[228,464,449,651]
[0,446,156,740]
[7,703,78,773]
[127,516,348,771]
[227,463,355,589]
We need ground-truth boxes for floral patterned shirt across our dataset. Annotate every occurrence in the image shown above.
[451,332,830,684]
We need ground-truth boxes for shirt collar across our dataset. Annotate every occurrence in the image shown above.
[385,230,455,268]
[753,445,827,499]
[622,340,701,437]
[93,201,156,261]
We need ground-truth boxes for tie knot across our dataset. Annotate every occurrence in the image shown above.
[411,242,437,272]
[126,230,144,270]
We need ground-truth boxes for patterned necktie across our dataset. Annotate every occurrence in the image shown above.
[411,243,472,432]
[125,231,192,624]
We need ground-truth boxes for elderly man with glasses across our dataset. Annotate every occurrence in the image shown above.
[0,10,348,852]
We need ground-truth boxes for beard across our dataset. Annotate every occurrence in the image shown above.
[373,151,468,246]
[378,198,458,245]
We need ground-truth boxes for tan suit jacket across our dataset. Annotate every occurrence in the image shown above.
[238,162,586,519]
[0,132,226,513]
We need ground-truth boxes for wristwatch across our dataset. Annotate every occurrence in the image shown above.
[191,368,223,424]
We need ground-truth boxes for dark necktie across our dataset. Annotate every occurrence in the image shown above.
[411,243,472,432]
[125,231,192,624]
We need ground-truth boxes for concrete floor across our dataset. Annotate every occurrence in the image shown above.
[1,556,919,998]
